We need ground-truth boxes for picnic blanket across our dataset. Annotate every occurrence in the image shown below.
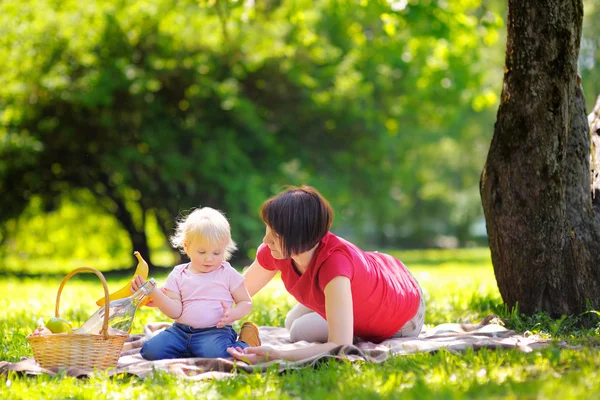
[1,316,553,380]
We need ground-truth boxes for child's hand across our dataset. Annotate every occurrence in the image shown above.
[217,301,234,328]
[131,275,146,292]
[131,275,164,307]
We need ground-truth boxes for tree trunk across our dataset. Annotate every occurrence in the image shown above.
[96,172,152,271]
[115,206,150,271]
[480,0,600,316]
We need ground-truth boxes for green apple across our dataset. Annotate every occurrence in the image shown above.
[45,317,72,334]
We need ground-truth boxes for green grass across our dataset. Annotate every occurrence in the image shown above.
[1,248,599,399]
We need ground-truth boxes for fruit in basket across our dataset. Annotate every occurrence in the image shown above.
[45,317,73,333]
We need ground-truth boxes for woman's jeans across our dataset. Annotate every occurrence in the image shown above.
[141,323,249,360]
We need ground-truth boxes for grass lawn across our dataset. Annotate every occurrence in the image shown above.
[1,248,599,399]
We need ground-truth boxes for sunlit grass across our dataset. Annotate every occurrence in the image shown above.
[1,248,599,399]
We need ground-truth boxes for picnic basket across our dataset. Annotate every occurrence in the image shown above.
[27,267,128,370]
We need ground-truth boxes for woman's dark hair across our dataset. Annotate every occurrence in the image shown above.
[260,186,333,258]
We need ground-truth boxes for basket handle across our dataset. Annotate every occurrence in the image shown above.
[56,267,111,339]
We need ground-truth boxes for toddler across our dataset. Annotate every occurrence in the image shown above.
[133,207,260,360]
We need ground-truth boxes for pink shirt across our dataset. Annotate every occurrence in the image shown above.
[257,232,421,342]
[163,261,245,329]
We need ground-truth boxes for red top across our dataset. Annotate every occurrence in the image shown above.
[257,232,421,342]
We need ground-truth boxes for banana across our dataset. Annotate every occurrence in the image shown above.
[96,251,151,307]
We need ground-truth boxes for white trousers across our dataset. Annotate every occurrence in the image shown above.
[285,294,426,343]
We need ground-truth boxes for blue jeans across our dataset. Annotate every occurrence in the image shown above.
[141,323,249,360]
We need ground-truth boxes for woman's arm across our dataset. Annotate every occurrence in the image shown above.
[243,258,277,297]
[227,276,353,362]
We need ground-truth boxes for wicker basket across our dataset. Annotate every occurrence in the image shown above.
[27,267,128,370]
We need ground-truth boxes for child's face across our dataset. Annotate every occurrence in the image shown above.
[184,236,228,273]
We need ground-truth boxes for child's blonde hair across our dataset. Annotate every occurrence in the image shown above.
[170,207,237,260]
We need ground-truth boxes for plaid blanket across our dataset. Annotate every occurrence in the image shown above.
[1,316,552,380]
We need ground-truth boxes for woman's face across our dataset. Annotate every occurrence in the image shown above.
[263,225,286,259]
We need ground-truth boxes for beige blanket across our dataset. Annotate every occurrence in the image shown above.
[1,316,552,380]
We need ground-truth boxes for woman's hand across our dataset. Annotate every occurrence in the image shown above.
[227,346,278,364]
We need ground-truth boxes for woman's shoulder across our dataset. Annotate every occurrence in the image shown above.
[313,233,356,266]
[319,232,358,256]
[313,234,356,287]
[327,232,359,247]
[317,232,388,269]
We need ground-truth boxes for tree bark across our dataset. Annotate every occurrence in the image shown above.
[96,172,151,271]
[480,0,600,316]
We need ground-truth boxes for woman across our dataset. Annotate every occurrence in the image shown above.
[227,186,425,363]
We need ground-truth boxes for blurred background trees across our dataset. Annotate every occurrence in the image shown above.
[0,0,598,271]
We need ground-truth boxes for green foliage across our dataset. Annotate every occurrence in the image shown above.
[581,0,600,110]
[2,248,600,398]
[0,190,174,273]
[0,0,504,264]
[1,0,598,266]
